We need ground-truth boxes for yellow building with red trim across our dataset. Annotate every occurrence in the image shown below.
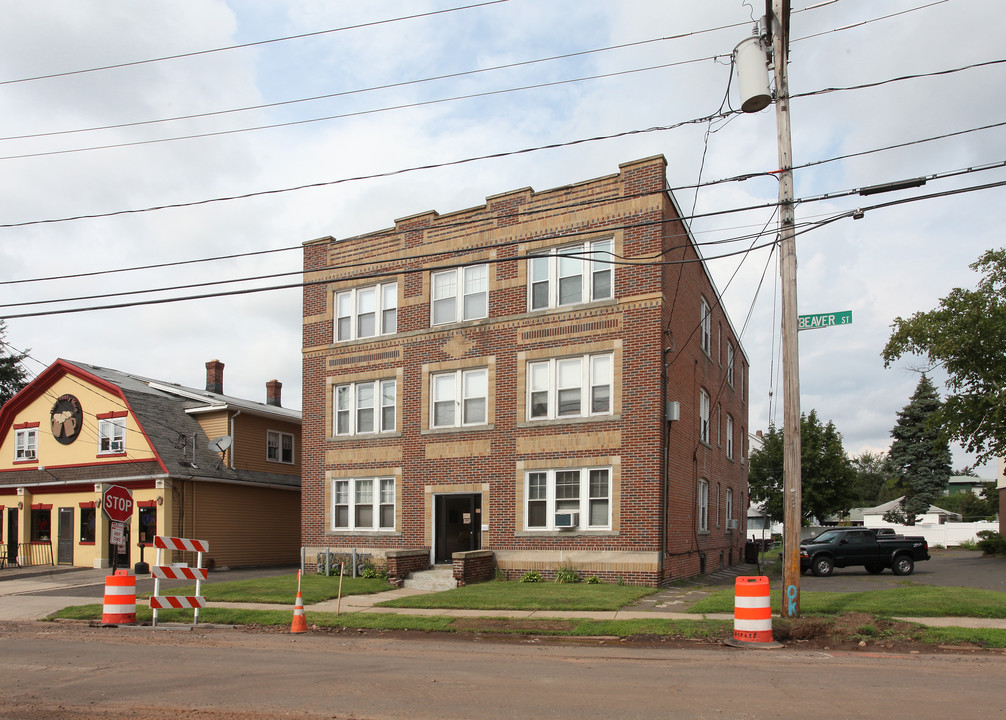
[1,359,300,569]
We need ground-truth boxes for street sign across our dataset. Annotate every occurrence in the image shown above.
[102,485,134,523]
[798,310,852,331]
[110,521,125,548]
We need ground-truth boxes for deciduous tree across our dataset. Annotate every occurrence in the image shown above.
[0,320,29,408]
[748,410,854,525]
[883,248,1006,463]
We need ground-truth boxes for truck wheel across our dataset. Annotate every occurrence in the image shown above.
[865,565,884,574]
[892,555,915,576]
[811,556,834,577]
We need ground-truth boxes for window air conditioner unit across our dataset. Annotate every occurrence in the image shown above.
[554,511,579,529]
[727,519,739,530]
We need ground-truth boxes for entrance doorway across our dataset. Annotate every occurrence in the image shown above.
[57,507,74,565]
[434,494,481,564]
[5,508,17,566]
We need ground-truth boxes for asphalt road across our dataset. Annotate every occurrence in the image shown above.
[0,622,1003,720]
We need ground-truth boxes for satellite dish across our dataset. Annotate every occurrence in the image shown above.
[208,435,233,454]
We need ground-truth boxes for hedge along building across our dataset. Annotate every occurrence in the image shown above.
[301,157,749,585]
[0,359,301,569]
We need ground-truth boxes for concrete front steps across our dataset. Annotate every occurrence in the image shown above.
[403,565,458,591]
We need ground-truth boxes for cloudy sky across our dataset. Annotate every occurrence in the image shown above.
[1,0,1003,476]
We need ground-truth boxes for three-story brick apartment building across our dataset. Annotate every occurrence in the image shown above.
[301,156,748,585]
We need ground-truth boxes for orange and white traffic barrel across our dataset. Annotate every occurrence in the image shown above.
[725,575,781,649]
[102,570,137,625]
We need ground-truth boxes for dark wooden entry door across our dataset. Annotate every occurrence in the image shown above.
[57,508,74,565]
[5,509,17,566]
[434,494,481,564]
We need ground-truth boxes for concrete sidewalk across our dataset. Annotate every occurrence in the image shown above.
[3,564,1006,630]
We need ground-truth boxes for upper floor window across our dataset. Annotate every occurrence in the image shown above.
[267,430,295,464]
[727,342,735,387]
[335,282,397,342]
[698,479,709,532]
[334,380,396,436]
[98,417,126,455]
[14,427,37,461]
[332,477,395,531]
[726,487,734,527]
[525,467,611,531]
[700,298,712,355]
[432,265,487,325]
[529,239,613,311]
[528,353,611,421]
[726,414,735,460]
[699,389,710,444]
[431,368,487,428]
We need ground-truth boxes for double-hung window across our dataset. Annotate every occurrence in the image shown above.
[727,342,735,387]
[335,282,397,341]
[14,427,37,461]
[726,488,734,529]
[334,380,396,435]
[267,430,295,464]
[332,477,395,531]
[700,297,712,355]
[528,353,612,420]
[699,389,710,445]
[98,417,126,454]
[726,414,734,460]
[431,368,487,428]
[432,265,488,325]
[529,239,613,310]
[699,479,709,532]
[524,467,611,531]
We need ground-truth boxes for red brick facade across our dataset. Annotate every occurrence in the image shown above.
[301,156,748,586]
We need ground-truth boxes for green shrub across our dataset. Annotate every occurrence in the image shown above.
[957,539,977,551]
[976,530,1006,556]
[584,575,601,584]
[554,563,581,584]
[520,570,544,583]
[360,563,388,580]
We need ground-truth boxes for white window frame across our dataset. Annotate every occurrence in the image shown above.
[727,342,735,387]
[699,479,709,532]
[266,430,295,464]
[699,389,710,445]
[334,380,397,436]
[431,368,488,429]
[331,477,395,531]
[524,467,611,531]
[726,414,735,460]
[431,264,488,325]
[528,238,613,311]
[726,487,734,528]
[527,353,612,421]
[700,297,712,355]
[98,417,126,455]
[335,282,397,342]
[14,428,37,461]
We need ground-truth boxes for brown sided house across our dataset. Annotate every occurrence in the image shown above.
[301,156,749,586]
[0,359,300,570]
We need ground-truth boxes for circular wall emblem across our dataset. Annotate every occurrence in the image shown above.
[50,394,83,445]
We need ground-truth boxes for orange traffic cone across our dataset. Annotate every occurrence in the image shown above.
[290,590,307,633]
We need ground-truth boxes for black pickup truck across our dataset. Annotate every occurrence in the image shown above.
[800,527,930,577]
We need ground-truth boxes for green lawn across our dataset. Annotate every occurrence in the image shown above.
[377,581,656,611]
[146,573,393,604]
[686,585,1006,618]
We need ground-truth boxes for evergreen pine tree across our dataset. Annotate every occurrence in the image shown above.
[884,374,952,525]
[0,320,29,408]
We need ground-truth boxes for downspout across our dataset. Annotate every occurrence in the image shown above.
[660,347,672,582]
[229,410,242,469]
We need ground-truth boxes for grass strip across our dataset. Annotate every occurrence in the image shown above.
[377,581,656,611]
[686,585,1006,618]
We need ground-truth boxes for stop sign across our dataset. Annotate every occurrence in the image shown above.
[102,485,134,523]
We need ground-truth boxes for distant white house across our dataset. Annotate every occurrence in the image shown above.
[860,497,961,526]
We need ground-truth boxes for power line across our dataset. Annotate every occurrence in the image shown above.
[0,1,511,86]
[4,176,1004,321]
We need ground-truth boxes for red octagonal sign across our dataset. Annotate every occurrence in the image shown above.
[102,485,134,523]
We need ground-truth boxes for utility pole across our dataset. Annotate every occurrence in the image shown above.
[770,0,802,619]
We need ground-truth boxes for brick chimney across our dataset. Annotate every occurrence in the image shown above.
[205,359,224,395]
[266,379,282,407]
